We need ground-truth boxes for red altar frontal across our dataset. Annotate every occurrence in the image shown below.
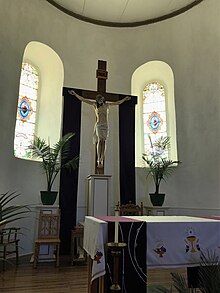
[83,216,220,293]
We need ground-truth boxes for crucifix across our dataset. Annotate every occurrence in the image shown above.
[69,60,132,174]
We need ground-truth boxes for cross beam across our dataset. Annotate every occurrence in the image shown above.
[73,60,133,174]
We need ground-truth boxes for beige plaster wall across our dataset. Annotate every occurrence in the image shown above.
[0,0,219,254]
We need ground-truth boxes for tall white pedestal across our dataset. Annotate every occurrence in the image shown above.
[87,174,112,216]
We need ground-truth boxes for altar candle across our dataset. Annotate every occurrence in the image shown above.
[114,204,119,243]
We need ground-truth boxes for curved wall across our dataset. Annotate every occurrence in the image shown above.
[0,0,219,254]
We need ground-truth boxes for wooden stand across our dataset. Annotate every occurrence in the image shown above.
[106,242,127,292]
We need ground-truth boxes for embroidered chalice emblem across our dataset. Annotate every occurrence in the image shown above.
[185,227,200,253]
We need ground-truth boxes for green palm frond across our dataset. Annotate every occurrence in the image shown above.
[146,251,220,293]
[0,191,30,227]
[153,136,171,150]
[31,136,50,159]
[63,156,79,172]
[30,132,79,191]
[170,251,220,293]
[147,285,172,292]
[143,136,181,193]
[0,191,21,207]
[199,250,220,293]
[171,272,191,292]
[59,133,75,163]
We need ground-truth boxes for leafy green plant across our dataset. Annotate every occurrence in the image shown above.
[147,250,220,293]
[0,191,30,270]
[146,285,172,292]
[0,191,30,228]
[30,132,79,192]
[170,272,197,293]
[198,250,220,293]
[142,136,181,194]
[169,251,220,292]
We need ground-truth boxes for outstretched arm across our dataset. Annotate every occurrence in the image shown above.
[108,96,131,106]
[68,90,94,105]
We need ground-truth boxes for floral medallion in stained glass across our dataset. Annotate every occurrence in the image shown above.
[18,96,33,121]
[147,111,163,134]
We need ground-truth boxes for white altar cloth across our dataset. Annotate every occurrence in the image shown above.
[83,216,108,282]
[126,216,220,268]
[83,216,220,281]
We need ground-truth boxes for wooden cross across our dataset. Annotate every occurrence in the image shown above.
[73,60,133,174]
[78,60,123,102]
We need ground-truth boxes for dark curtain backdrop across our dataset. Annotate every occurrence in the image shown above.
[59,88,81,254]
[119,95,137,204]
[107,220,146,293]
[60,88,136,253]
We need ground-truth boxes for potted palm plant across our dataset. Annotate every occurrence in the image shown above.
[30,132,78,205]
[142,136,181,206]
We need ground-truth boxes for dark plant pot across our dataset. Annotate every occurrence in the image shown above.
[40,191,58,205]
[149,193,165,206]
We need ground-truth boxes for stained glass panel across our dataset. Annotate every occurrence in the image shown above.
[14,62,39,159]
[143,81,167,153]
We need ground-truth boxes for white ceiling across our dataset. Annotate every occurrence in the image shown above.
[47,0,204,26]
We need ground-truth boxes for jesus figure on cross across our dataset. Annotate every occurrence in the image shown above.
[68,90,131,168]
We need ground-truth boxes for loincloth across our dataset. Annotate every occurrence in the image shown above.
[93,122,109,144]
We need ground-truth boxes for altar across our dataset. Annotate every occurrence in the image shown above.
[83,215,220,293]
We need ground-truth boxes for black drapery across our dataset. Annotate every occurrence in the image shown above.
[106,219,146,293]
[119,95,137,204]
[60,88,137,253]
[59,88,81,254]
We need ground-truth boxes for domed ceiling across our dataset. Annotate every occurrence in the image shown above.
[47,0,204,27]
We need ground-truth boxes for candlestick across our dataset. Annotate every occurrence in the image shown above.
[114,203,119,243]
[107,242,127,292]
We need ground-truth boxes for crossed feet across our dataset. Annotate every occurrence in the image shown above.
[97,160,103,168]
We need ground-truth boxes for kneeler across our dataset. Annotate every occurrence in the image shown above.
[106,218,146,293]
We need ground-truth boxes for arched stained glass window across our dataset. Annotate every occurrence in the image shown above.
[14,62,39,159]
[132,61,177,167]
[143,81,167,153]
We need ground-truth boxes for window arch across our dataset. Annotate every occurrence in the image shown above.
[132,60,178,167]
[14,62,39,159]
[14,41,64,161]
